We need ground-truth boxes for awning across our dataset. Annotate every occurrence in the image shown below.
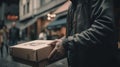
[47,18,66,29]
[19,11,49,30]
[20,17,37,30]
[54,1,71,14]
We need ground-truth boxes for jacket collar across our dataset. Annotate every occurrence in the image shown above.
[70,0,86,3]
[70,0,79,7]
[70,0,78,4]
[71,0,85,5]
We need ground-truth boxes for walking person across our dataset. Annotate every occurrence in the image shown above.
[48,0,118,67]
[0,29,4,57]
[0,20,5,29]
[39,29,47,40]
[30,30,36,40]
[3,25,9,54]
[9,22,20,46]
[0,25,9,57]
[0,20,5,57]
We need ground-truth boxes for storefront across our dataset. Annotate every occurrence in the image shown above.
[47,17,67,39]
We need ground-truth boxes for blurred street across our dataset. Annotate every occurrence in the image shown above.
[0,0,120,67]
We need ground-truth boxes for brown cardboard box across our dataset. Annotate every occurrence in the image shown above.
[10,40,54,62]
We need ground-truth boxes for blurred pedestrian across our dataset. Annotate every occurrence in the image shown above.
[3,25,9,54]
[0,20,5,29]
[0,25,9,57]
[39,29,47,40]
[48,0,118,67]
[0,20,5,57]
[9,22,20,46]
[30,30,36,40]
[0,29,4,57]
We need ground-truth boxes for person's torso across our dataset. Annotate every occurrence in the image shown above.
[67,1,91,36]
[66,1,118,67]
[10,27,19,39]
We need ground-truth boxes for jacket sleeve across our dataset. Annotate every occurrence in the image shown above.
[63,0,116,50]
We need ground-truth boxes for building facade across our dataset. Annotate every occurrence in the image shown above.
[19,0,66,20]
[0,0,19,28]
[19,0,71,40]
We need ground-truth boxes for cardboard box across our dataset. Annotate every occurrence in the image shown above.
[12,56,49,67]
[10,40,54,62]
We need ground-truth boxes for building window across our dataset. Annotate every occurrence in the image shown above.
[27,1,30,13]
[44,0,51,3]
[23,5,26,15]
[23,0,30,15]
[39,0,42,7]
[40,0,44,6]
[41,0,52,6]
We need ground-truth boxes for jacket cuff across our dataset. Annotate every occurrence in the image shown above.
[62,36,75,51]
[62,38,69,51]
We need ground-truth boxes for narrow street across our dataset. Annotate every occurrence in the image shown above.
[0,0,119,67]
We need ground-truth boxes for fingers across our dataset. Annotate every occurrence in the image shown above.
[48,39,64,61]
[48,47,57,59]
[48,40,60,59]
[56,45,65,56]
[48,40,58,46]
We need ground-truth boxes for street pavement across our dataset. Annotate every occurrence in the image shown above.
[0,41,68,67]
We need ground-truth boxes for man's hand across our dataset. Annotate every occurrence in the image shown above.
[48,39,65,61]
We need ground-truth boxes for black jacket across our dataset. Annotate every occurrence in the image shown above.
[9,27,20,40]
[63,0,118,67]
[0,20,5,29]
